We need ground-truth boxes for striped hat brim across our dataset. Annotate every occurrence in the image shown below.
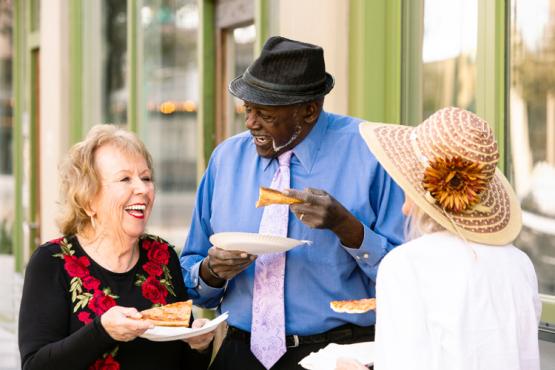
[359,117,521,246]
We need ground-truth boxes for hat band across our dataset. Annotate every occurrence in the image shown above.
[242,68,330,96]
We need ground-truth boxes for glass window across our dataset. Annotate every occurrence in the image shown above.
[227,24,255,137]
[104,0,128,125]
[139,0,199,248]
[82,0,128,129]
[509,0,555,303]
[421,0,478,118]
[0,0,13,254]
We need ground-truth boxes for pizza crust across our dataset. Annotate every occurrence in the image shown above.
[330,298,376,314]
[140,300,193,327]
[141,318,190,327]
[255,187,303,208]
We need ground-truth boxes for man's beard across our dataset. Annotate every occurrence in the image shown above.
[272,124,302,153]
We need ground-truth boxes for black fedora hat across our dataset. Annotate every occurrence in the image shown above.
[229,36,335,106]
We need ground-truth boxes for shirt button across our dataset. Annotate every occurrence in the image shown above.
[363,253,369,259]
[356,256,361,260]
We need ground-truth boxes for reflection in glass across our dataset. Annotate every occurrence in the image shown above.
[228,24,255,137]
[82,0,128,127]
[510,0,555,297]
[421,0,477,119]
[0,0,13,254]
[104,0,128,125]
[139,0,199,247]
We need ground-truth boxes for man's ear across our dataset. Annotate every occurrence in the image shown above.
[302,100,321,124]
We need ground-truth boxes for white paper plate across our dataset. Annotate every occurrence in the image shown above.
[140,312,228,342]
[299,341,375,370]
[209,232,311,255]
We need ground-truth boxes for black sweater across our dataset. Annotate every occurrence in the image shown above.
[18,235,210,370]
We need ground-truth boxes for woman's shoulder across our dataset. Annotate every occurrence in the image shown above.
[386,233,445,257]
[26,236,73,274]
[34,236,75,257]
[140,234,179,261]
[140,234,176,250]
[380,233,456,271]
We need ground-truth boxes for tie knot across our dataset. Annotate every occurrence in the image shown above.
[278,150,293,167]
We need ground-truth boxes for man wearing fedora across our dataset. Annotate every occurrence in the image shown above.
[180,36,405,369]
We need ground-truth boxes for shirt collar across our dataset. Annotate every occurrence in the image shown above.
[261,111,329,173]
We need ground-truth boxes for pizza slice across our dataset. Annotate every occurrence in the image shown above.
[255,187,303,208]
[330,298,376,314]
[140,300,193,327]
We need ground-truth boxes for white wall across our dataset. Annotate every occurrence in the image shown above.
[276,0,349,115]
[40,0,70,241]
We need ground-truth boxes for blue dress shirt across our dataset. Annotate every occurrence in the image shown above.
[180,111,405,335]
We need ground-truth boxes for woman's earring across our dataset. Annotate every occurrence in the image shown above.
[90,215,96,230]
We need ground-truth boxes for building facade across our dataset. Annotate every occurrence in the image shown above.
[0,0,554,361]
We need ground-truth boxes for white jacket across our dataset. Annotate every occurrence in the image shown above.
[374,232,541,370]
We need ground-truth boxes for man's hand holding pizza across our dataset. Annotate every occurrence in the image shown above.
[285,188,364,248]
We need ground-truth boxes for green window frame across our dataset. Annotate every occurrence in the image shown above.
[349,0,554,339]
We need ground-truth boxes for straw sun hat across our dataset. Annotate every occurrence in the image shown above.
[359,107,521,245]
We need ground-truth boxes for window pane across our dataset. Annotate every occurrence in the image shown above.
[422,0,478,118]
[139,0,199,248]
[104,0,127,125]
[509,0,555,299]
[0,0,13,254]
[228,24,255,137]
[82,0,128,129]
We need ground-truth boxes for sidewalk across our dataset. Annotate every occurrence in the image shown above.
[0,254,21,370]
[0,326,18,370]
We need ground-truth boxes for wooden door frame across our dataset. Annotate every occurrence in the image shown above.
[214,0,254,145]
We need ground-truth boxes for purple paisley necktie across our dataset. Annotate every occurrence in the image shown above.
[250,150,293,369]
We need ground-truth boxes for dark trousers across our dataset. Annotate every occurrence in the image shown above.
[209,324,375,370]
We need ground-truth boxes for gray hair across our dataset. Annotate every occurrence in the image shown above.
[404,202,445,241]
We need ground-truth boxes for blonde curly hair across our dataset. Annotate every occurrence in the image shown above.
[57,124,154,236]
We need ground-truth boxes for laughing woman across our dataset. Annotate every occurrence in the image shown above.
[18,125,213,370]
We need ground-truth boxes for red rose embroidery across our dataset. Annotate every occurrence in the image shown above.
[49,237,64,245]
[141,239,152,250]
[82,276,101,291]
[77,311,93,325]
[89,291,116,316]
[142,261,163,277]
[64,255,91,278]
[146,243,170,265]
[141,276,168,305]
[142,238,161,250]
[89,354,120,370]
[54,238,130,368]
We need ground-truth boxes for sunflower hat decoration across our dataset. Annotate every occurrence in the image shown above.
[359,107,522,246]
[422,156,490,214]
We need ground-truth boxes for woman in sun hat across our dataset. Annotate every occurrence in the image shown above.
[337,107,541,370]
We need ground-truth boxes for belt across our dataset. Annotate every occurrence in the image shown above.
[227,324,375,348]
